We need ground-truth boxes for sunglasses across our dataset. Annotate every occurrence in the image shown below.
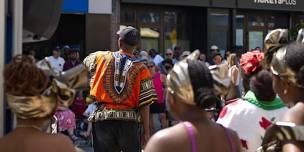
[148,65,155,68]
[166,53,173,56]
[165,65,173,70]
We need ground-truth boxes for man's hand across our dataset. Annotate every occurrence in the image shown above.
[140,105,150,145]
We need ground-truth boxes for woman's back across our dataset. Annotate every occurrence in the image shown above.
[0,128,75,152]
[145,121,241,152]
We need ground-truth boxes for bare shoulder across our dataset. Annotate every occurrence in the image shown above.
[145,124,187,152]
[47,134,75,152]
[225,128,242,152]
[282,103,304,125]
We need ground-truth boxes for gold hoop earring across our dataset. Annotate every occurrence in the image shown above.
[283,89,288,95]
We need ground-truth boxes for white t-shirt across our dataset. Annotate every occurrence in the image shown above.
[47,56,65,74]
[217,92,288,152]
[153,54,164,66]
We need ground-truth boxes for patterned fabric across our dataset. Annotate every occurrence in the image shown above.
[257,122,304,152]
[152,72,164,104]
[83,50,157,110]
[217,91,288,152]
[55,107,76,132]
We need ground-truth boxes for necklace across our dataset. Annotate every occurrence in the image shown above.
[16,125,42,131]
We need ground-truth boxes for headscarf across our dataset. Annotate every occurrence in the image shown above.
[166,50,229,106]
[264,28,304,88]
[7,58,88,119]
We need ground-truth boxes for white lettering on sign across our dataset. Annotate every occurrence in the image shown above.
[254,0,296,5]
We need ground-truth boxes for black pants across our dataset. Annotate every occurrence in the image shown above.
[92,120,141,152]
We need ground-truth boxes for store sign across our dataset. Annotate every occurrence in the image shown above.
[253,0,296,5]
[238,0,304,11]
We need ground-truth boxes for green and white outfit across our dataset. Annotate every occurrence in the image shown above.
[217,91,288,152]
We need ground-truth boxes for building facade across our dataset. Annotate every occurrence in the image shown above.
[119,0,304,57]
[24,0,304,59]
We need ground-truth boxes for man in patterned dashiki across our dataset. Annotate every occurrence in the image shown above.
[83,26,157,152]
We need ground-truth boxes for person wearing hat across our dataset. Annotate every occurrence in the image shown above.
[210,45,219,52]
[208,45,220,64]
[83,26,157,152]
[212,51,223,65]
[47,47,65,74]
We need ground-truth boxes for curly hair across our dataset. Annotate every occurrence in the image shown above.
[4,55,49,96]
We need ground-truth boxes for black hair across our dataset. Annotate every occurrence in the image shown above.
[174,46,181,51]
[123,29,140,46]
[212,51,222,59]
[285,42,304,87]
[162,58,174,66]
[250,70,276,101]
[241,65,263,93]
[187,60,218,108]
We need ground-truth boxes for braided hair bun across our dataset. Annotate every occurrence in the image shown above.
[187,60,218,109]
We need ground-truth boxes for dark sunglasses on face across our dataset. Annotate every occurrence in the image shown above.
[166,53,173,56]
[148,65,155,68]
[165,65,172,70]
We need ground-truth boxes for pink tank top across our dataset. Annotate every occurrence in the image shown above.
[152,72,164,104]
[182,122,237,152]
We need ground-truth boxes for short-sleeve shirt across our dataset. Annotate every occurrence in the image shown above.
[47,56,65,73]
[83,50,157,110]
[217,91,288,152]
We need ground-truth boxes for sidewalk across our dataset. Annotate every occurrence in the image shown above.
[74,139,93,152]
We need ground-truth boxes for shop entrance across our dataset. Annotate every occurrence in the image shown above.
[237,11,289,52]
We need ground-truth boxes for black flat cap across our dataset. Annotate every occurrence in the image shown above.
[117,26,140,46]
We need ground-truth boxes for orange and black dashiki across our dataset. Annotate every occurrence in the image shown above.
[83,50,157,110]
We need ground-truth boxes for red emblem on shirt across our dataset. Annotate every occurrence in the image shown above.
[240,139,248,149]
[259,117,272,129]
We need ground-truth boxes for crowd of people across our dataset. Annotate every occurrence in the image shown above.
[0,26,303,152]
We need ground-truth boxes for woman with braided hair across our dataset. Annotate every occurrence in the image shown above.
[0,55,86,152]
[217,49,288,152]
[145,50,241,152]
[257,29,304,152]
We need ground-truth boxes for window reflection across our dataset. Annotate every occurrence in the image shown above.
[208,9,229,56]
[267,15,288,29]
[248,15,265,27]
[236,15,244,52]
[164,11,177,25]
[139,12,160,24]
[121,10,135,23]
[140,27,159,51]
[164,11,190,51]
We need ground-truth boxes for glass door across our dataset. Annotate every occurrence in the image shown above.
[138,11,161,52]
[247,15,265,51]
[248,30,264,51]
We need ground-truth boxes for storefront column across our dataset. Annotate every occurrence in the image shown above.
[111,0,120,51]
[12,0,23,55]
[0,0,6,137]
[231,9,237,52]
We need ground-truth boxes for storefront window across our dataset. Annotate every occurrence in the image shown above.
[249,31,263,50]
[140,27,160,51]
[164,11,190,51]
[267,15,288,29]
[236,15,244,51]
[121,9,136,24]
[139,12,160,24]
[208,9,229,56]
[248,15,265,28]
[121,6,190,53]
